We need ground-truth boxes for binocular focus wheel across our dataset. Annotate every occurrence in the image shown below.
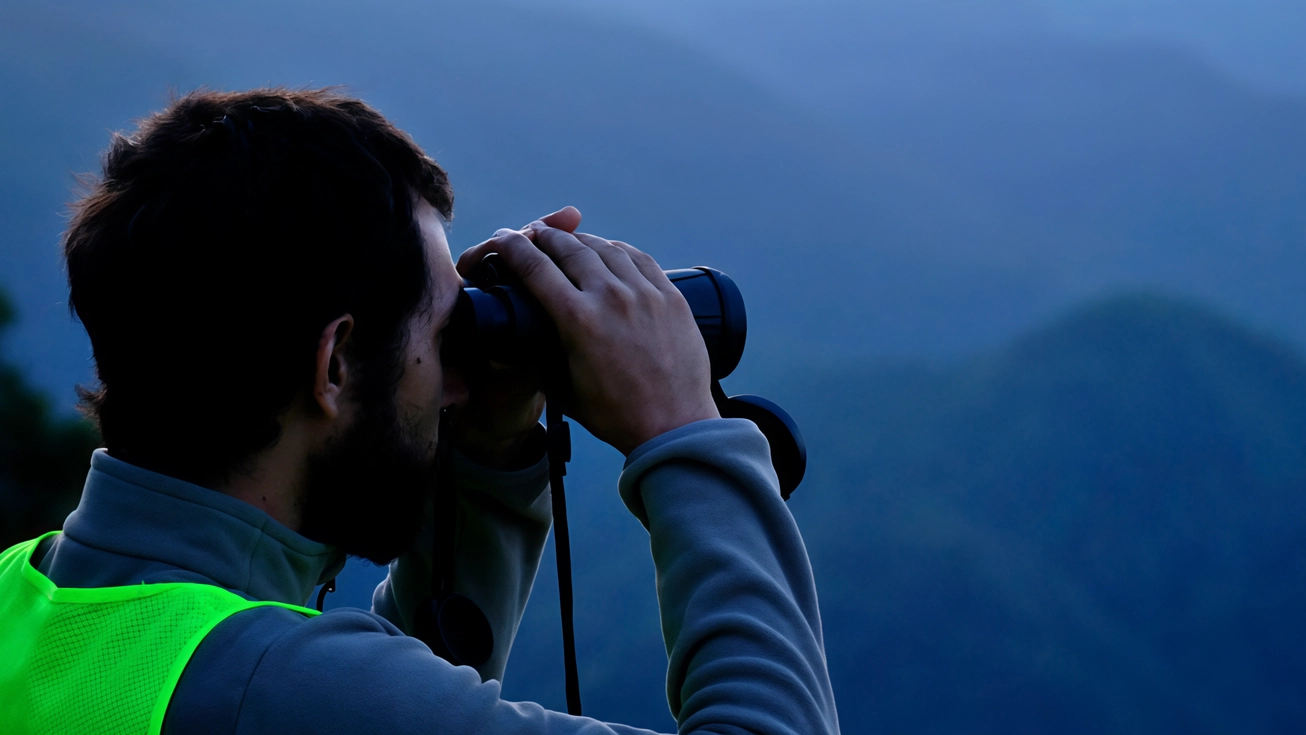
[716,393,807,500]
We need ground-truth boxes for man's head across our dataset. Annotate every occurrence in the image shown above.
[64,88,466,562]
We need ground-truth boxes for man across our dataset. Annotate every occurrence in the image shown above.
[0,88,838,734]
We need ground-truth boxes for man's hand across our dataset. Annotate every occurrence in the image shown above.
[456,208,720,456]
[446,208,582,469]
[446,360,545,470]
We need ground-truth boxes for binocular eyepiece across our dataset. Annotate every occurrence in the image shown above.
[444,253,806,497]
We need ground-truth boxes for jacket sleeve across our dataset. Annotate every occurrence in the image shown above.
[166,419,838,735]
[618,418,840,734]
[372,425,555,683]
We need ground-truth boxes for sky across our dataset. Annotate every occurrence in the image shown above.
[2,0,1303,406]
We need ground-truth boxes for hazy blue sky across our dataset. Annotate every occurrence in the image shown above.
[3,0,1304,405]
[2,4,1304,730]
[559,0,1306,94]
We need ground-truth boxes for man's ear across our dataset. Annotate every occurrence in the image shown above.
[314,314,354,420]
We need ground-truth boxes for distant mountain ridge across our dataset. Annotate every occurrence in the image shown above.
[589,0,1306,96]
[3,0,1304,405]
[1036,0,1306,95]
[588,0,1306,352]
[476,292,1306,731]
[768,293,1306,733]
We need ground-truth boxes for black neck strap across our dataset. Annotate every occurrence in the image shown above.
[418,408,581,715]
[546,402,583,716]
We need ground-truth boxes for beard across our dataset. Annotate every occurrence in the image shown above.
[297,392,437,565]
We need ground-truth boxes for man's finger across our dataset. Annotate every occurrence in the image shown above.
[527,223,615,291]
[458,228,549,276]
[609,240,679,295]
[536,206,582,233]
[455,231,580,318]
[456,234,505,277]
[574,233,646,286]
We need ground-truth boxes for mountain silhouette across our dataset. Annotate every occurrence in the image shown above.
[500,294,1306,732]
[610,0,1306,353]
[758,293,1306,733]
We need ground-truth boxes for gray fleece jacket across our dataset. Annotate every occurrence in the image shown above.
[32,418,839,734]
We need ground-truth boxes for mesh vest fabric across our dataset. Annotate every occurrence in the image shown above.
[0,532,320,735]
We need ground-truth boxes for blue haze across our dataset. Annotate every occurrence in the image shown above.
[1,1,1304,731]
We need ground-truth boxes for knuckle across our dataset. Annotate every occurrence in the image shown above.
[499,231,533,249]
[537,226,569,247]
[556,248,589,270]
[628,247,659,268]
[567,302,599,332]
[664,289,693,316]
[635,278,664,298]
[595,242,625,260]
[555,301,579,325]
[592,279,625,301]
[512,256,542,282]
[498,245,546,279]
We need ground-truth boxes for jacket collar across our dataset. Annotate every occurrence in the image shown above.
[61,449,345,605]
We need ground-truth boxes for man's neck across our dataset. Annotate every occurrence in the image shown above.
[220,468,304,531]
[215,419,316,533]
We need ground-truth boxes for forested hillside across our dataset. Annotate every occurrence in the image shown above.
[486,294,1306,732]
[782,295,1306,732]
[0,289,99,550]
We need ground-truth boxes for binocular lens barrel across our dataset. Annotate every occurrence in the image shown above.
[447,256,747,381]
[664,268,747,381]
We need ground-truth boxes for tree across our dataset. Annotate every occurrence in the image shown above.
[0,287,100,550]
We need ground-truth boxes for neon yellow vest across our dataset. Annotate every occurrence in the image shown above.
[0,532,320,735]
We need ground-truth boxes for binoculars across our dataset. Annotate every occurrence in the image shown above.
[444,254,805,497]
[422,252,807,707]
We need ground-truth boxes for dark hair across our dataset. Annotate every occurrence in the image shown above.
[64,88,453,487]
